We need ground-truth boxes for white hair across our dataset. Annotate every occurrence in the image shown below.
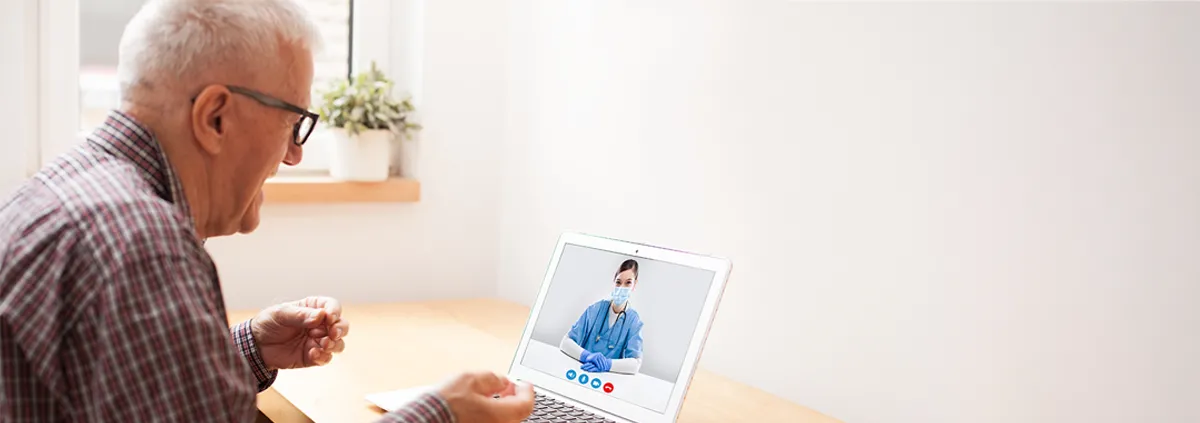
[117,0,322,100]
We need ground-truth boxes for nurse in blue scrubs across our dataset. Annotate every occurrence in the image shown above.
[560,259,645,375]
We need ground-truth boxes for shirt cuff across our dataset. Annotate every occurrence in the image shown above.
[380,392,455,423]
[231,319,278,392]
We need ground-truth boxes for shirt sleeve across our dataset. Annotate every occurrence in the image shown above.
[610,357,643,375]
[560,334,586,361]
[71,241,261,421]
[230,319,278,392]
[375,392,456,423]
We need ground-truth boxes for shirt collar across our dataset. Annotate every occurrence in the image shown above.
[88,110,195,230]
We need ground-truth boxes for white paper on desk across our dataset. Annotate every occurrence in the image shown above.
[365,386,436,412]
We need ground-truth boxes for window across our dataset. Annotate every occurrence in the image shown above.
[38,0,403,175]
[79,0,351,131]
[76,0,352,173]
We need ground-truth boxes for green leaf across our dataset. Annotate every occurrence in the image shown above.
[312,61,423,140]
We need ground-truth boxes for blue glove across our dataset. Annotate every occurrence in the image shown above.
[581,353,612,373]
[579,351,598,371]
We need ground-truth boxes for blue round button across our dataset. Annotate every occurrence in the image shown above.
[578,374,589,384]
[591,378,602,389]
[566,369,577,380]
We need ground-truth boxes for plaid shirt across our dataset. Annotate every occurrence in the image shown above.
[0,111,453,423]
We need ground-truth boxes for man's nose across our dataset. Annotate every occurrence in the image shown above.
[282,143,303,166]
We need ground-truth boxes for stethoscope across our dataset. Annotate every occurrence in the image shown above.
[586,301,629,356]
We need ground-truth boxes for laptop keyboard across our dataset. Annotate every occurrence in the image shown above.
[523,391,617,423]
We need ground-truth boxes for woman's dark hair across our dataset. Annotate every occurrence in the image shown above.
[614,259,639,278]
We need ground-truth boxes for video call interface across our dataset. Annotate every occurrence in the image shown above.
[520,244,715,414]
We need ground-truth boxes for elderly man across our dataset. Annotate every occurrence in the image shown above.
[0,0,533,422]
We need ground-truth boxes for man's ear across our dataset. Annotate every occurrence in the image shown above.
[190,85,232,155]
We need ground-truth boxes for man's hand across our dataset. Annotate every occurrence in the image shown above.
[251,296,350,370]
[437,371,535,423]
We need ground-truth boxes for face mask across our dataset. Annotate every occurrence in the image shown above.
[611,287,632,306]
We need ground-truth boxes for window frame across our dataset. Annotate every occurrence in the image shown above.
[33,0,412,176]
[12,0,40,178]
[38,0,80,170]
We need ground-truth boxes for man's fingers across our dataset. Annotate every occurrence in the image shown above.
[273,304,329,328]
[321,337,345,353]
[309,329,348,350]
[300,296,343,321]
[309,348,333,366]
[305,309,329,327]
[497,377,515,397]
[332,319,350,340]
[489,382,535,420]
[498,380,517,398]
[469,371,509,395]
[309,324,345,338]
[289,297,342,319]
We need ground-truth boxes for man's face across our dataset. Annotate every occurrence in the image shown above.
[192,42,313,236]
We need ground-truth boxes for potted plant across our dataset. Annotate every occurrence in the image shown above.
[315,62,421,181]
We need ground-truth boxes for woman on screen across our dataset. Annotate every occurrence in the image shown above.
[560,259,645,375]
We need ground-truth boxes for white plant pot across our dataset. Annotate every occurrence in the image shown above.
[329,128,392,182]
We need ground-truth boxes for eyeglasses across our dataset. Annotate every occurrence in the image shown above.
[192,85,320,146]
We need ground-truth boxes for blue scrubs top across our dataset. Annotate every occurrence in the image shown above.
[568,299,644,360]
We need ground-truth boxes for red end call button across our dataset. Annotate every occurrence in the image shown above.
[603,382,614,393]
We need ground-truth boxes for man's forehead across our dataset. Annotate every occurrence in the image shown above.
[239,42,313,104]
[277,48,316,108]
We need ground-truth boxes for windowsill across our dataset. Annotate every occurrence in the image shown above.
[263,175,420,204]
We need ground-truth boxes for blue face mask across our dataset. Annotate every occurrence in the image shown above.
[611,287,632,306]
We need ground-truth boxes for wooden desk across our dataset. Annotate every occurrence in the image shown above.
[228,299,840,423]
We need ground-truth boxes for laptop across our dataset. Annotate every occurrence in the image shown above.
[368,233,732,423]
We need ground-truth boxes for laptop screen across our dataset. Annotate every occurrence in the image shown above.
[520,243,716,414]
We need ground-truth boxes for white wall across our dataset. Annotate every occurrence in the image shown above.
[498,2,1200,423]
[204,0,508,310]
[6,1,1199,422]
